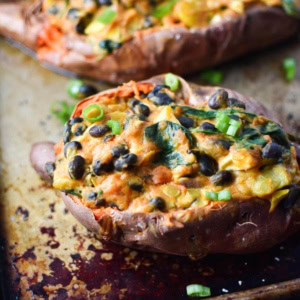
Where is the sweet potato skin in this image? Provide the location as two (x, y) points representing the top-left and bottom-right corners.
(30, 75), (300, 257)
(0, 2), (299, 83)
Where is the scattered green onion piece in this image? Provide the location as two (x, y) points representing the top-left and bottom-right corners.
(281, 0), (300, 17)
(83, 104), (104, 122)
(98, 189), (103, 195)
(227, 125), (239, 136)
(98, 8), (116, 24)
(186, 284), (211, 298)
(282, 57), (296, 81)
(152, 0), (177, 19)
(229, 119), (241, 127)
(67, 79), (84, 99)
(205, 191), (218, 201)
(200, 69), (224, 85)
(165, 73), (180, 92)
(107, 120), (122, 135)
(215, 113), (230, 133)
(51, 101), (75, 124)
(218, 190), (231, 201)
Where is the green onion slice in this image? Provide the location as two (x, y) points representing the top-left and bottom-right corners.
(98, 8), (116, 24)
(83, 104), (104, 122)
(51, 101), (74, 124)
(215, 113), (230, 133)
(152, 0), (177, 19)
(282, 57), (296, 81)
(107, 120), (122, 135)
(165, 73), (180, 92)
(218, 190), (231, 201)
(186, 284), (211, 298)
(200, 69), (224, 85)
(67, 79), (84, 99)
(98, 189), (103, 195)
(205, 191), (218, 201)
(227, 125), (239, 136)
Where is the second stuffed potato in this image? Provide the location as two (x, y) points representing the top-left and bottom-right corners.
(0, 0), (299, 83)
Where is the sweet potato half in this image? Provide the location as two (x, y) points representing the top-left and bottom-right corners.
(1, 0), (299, 84)
(30, 75), (300, 258)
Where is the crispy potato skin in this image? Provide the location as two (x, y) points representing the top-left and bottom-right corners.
(0, 3), (299, 83)
(30, 75), (300, 257)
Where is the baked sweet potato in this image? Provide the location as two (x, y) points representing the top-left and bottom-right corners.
(1, 0), (299, 84)
(30, 74), (300, 258)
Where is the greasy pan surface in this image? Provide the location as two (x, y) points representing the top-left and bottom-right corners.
(1, 39), (300, 298)
(0, 1), (299, 83)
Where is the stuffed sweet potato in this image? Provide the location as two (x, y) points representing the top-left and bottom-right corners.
(30, 74), (300, 258)
(1, 0), (299, 83)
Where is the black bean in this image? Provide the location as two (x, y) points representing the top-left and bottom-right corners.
(227, 97), (246, 109)
(281, 184), (300, 209)
(262, 142), (282, 161)
(149, 197), (165, 210)
(216, 139), (232, 150)
(75, 14), (92, 34)
(64, 141), (82, 158)
(63, 122), (72, 144)
(99, 39), (122, 53)
(45, 162), (56, 181)
(210, 171), (233, 186)
(177, 117), (194, 128)
(89, 125), (110, 137)
(111, 144), (129, 158)
(199, 122), (216, 131)
(144, 16), (153, 28)
(93, 160), (113, 175)
(150, 92), (174, 106)
(151, 85), (169, 95)
(68, 155), (85, 180)
(103, 134), (115, 142)
(73, 124), (87, 136)
(79, 84), (98, 98)
(129, 183), (143, 192)
(208, 89), (228, 109)
(198, 154), (218, 176)
(114, 153), (138, 171)
(96, 199), (107, 207)
(70, 117), (83, 125)
(108, 202), (119, 209)
(129, 99), (150, 117)
(98, 0), (112, 5)
(88, 192), (98, 201)
(67, 8), (80, 20)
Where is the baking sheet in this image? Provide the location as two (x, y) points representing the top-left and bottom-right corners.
(0, 36), (300, 299)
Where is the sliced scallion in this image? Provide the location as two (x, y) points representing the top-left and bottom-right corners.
(83, 104), (104, 122)
(227, 125), (239, 136)
(107, 120), (122, 135)
(152, 0), (177, 19)
(218, 190), (231, 201)
(51, 101), (74, 124)
(200, 69), (224, 85)
(205, 191), (218, 201)
(98, 8), (116, 24)
(165, 73), (180, 91)
(186, 284), (211, 298)
(282, 57), (296, 81)
(215, 113), (230, 133)
(67, 79), (84, 99)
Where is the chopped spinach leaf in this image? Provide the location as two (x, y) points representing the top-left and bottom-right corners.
(154, 151), (188, 169)
(62, 189), (82, 198)
(145, 121), (195, 168)
(258, 122), (290, 149)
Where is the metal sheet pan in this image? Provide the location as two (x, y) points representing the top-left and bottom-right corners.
(0, 36), (300, 299)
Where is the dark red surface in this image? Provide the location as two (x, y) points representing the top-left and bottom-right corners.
(2, 227), (300, 299)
